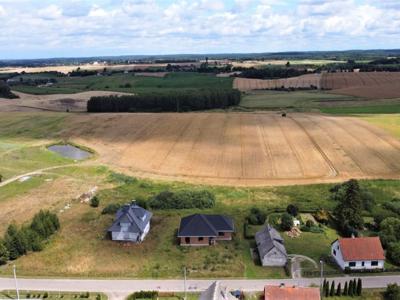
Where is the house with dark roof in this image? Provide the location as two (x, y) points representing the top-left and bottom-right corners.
(255, 224), (287, 267)
(200, 281), (237, 300)
(264, 285), (321, 300)
(178, 214), (234, 246)
(331, 236), (385, 270)
(108, 203), (152, 243)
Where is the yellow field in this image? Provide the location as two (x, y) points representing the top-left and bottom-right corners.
(57, 112), (400, 186)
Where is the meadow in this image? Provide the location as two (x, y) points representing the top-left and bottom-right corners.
(10, 72), (233, 95)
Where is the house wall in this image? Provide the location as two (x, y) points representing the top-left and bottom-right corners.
(139, 222), (150, 241)
(261, 249), (287, 267)
(112, 231), (139, 242)
(180, 237), (211, 246)
(216, 232), (232, 241)
(331, 240), (385, 270)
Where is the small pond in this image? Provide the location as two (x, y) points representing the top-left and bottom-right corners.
(48, 144), (91, 160)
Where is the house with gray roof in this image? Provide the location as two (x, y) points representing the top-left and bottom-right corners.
(200, 281), (237, 300)
(108, 203), (152, 243)
(255, 224), (287, 266)
(178, 214), (235, 246)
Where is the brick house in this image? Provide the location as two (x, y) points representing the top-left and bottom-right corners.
(178, 214), (234, 246)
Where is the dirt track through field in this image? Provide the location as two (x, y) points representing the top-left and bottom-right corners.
(62, 112), (400, 186)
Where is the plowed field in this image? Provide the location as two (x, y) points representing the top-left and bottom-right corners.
(234, 72), (400, 99)
(61, 112), (400, 186)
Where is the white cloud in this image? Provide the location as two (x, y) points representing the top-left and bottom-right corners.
(37, 4), (63, 20)
(0, 0), (399, 59)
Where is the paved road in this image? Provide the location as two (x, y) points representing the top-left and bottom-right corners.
(1, 276), (400, 300)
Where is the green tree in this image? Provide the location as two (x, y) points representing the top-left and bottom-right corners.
(384, 283), (400, 300)
(343, 281), (348, 296)
(330, 280), (335, 297)
(280, 213), (293, 231)
(90, 196), (100, 208)
(0, 240), (9, 265)
(4, 224), (27, 259)
(336, 282), (342, 296)
(286, 204), (299, 217)
(325, 281), (330, 298)
(349, 280), (353, 296)
(388, 242), (400, 265)
(332, 179), (364, 235)
(357, 278), (362, 296)
(352, 278), (357, 296)
(379, 218), (400, 247)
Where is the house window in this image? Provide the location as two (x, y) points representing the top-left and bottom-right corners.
(362, 262), (365, 267)
(198, 237), (204, 241)
(333, 250), (336, 256)
(371, 261), (379, 266)
(349, 262), (356, 267)
(219, 232), (224, 236)
(185, 237), (190, 244)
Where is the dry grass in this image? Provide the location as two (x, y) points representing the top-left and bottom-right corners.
(54, 112), (400, 186)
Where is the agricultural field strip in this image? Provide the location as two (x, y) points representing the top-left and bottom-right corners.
(54, 113), (400, 185)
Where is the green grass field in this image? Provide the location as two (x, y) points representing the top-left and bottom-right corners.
(321, 104), (400, 114)
(0, 290), (107, 300)
(360, 114), (400, 138)
(239, 90), (357, 110)
(11, 73), (233, 95)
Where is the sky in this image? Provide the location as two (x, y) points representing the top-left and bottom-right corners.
(0, 0), (400, 59)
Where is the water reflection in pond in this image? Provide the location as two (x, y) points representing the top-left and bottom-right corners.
(48, 144), (91, 160)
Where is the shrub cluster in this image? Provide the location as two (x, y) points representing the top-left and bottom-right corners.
(236, 67), (310, 79)
(0, 80), (18, 99)
(246, 207), (266, 225)
(0, 210), (60, 264)
(127, 291), (158, 300)
(323, 278), (362, 298)
(101, 203), (122, 215)
(87, 89), (241, 113)
(148, 190), (215, 210)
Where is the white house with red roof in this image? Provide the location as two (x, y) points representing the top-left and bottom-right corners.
(331, 236), (385, 270)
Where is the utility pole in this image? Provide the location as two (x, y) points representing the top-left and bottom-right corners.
(13, 265), (20, 300)
(183, 266), (187, 300)
(320, 260), (324, 298)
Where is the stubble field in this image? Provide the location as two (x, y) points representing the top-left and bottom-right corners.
(59, 112), (400, 186)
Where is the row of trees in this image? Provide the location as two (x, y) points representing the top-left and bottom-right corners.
(323, 278), (362, 297)
(87, 89), (241, 112)
(0, 210), (60, 264)
(0, 80), (18, 99)
(235, 67), (310, 79)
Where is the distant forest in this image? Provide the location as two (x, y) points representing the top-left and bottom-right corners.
(87, 90), (241, 113)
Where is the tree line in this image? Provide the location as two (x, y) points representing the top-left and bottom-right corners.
(0, 80), (18, 99)
(323, 278), (362, 297)
(87, 89), (241, 112)
(0, 210), (60, 264)
(235, 66), (310, 79)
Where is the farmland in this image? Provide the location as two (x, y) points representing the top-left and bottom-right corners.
(10, 72), (233, 95)
(1, 112), (400, 187)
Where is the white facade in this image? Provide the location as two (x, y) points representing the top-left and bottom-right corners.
(331, 240), (385, 270)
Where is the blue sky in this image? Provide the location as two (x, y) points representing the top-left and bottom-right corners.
(0, 0), (399, 59)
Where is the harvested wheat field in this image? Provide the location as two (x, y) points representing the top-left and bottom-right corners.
(235, 72), (400, 99)
(0, 91), (133, 112)
(60, 112), (400, 186)
(234, 74), (321, 91)
(321, 72), (400, 98)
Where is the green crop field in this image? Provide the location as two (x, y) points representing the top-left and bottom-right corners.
(239, 90), (356, 110)
(11, 72), (233, 95)
(360, 114), (400, 138)
(320, 103), (400, 115)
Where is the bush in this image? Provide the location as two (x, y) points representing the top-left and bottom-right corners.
(87, 89), (241, 113)
(0, 80), (18, 99)
(286, 204), (299, 217)
(313, 209), (330, 225)
(90, 196), (100, 208)
(0, 240), (9, 265)
(247, 208), (266, 225)
(101, 203), (121, 215)
(127, 291), (158, 300)
(281, 213), (293, 231)
(148, 189), (215, 210)
(385, 283), (400, 300)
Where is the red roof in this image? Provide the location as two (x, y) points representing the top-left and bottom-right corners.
(338, 237), (385, 261)
(264, 286), (321, 300)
